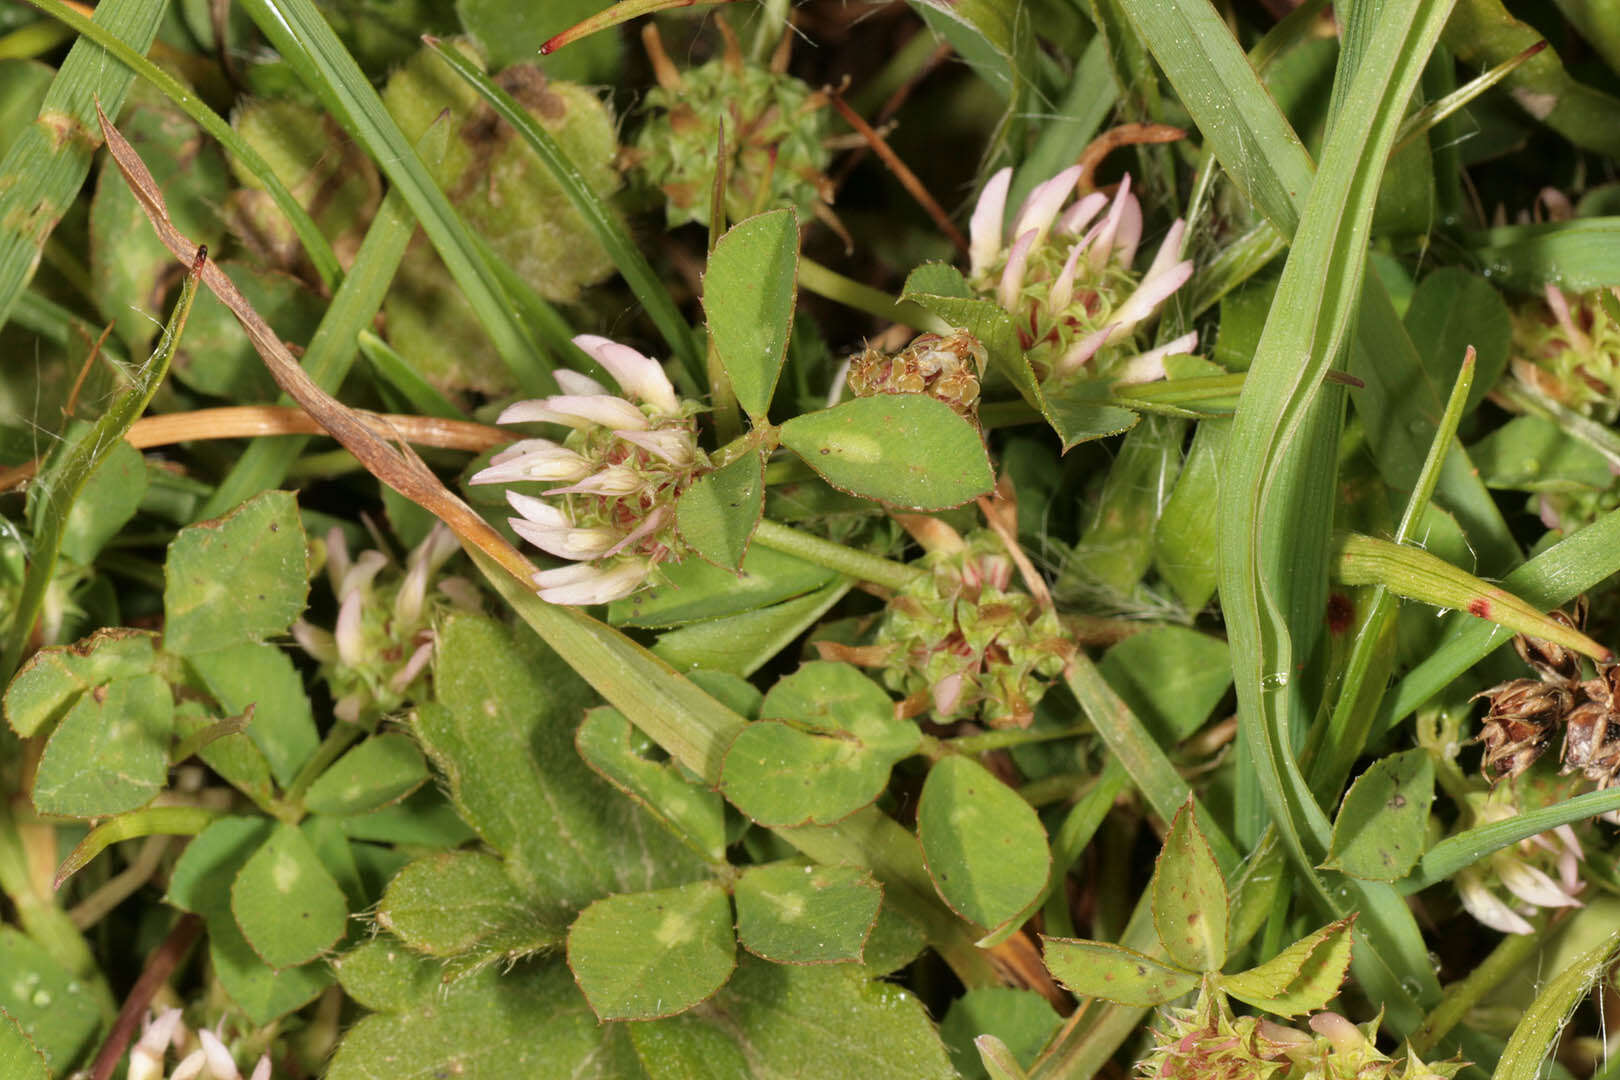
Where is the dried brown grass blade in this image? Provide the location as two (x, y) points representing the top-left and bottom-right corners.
(0, 407), (508, 490)
(95, 103), (536, 587)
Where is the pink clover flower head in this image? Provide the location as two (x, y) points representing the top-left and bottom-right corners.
(1454, 797), (1586, 935)
(292, 522), (479, 722)
(129, 1008), (187, 1080)
(967, 166), (1198, 386)
(1511, 284), (1620, 425)
(472, 335), (710, 605)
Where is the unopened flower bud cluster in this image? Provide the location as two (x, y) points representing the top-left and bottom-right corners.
(292, 522), (479, 723)
(1138, 993), (1459, 1080)
(876, 529), (1070, 728)
(630, 24), (832, 229)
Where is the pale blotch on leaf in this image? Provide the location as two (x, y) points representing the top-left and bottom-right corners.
(273, 852), (301, 893)
(655, 910), (695, 948)
(821, 432), (882, 465)
(767, 891), (807, 922)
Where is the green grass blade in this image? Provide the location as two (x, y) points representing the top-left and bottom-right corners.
(1113, 0), (1311, 233)
(1312, 352), (1475, 797)
(3, 250), (202, 676)
(1381, 507), (1620, 727)
(195, 179), (416, 520)
(1212, 0), (1452, 1028)
(1464, 219), (1620, 291)
(0, 0), (165, 331)
(1445, 0), (1620, 158)
(469, 227), (598, 376)
(468, 548), (744, 787)
(798, 257), (949, 332)
(1063, 655), (1239, 872)
(1499, 378), (1620, 475)
(1399, 787), (1620, 895)
(1118, 0), (1519, 573)
(22, 0), (343, 291)
(358, 330), (471, 421)
(424, 37), (702, 383)
(1185, 221), (1287, 318)
(237, 0), (554, 394)
(1334, 532), (1612, 657)
(1490, 929), (1620, 1080)
(1007, 35), (1114, 211)
(13, 290), (131, 368)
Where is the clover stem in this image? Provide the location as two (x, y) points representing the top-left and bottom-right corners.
(751, 518), (920, 590)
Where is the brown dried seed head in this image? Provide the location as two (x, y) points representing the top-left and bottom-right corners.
(1474, 678), (1572, 782)
(1513, 601), (1589, 684)
(1562, 701), (1620, 777)
(1480, 716), (1558, 782)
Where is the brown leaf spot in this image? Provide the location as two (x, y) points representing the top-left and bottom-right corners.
(1326, 592), (1353, 635)
(37, 109), (89, 152)
(1468, 598), (1491, 618)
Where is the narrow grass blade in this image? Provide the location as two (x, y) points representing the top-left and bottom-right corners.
(1490, 929), (1620, 1080)
(0, 0), (164, 330)
(1335, 534), (1612, 660)
(1063, 654), (1239, 872)
(424, 37), (702, 383)
(1500, 372), (1620, 473)
(1399, 787), (1620, 895)
(540, 0), (741, 55)
(237, 0), (552, 391)
(358, 331), (470, 421)
(474, 549), (997, 986)
(1384, 506), (1620, 726)
(3, 248), (203, 676)
(1463, 219), (1620, 291)
(1313, 351), (1475, 796)
(1390, 40), (1545, 156)
(1118, 0), (1519, 573)
(21, 0), (343, 291)
(12, 290), (131, 369)
(1445, 0), (1620, 158)
(798, 257), (948, 332)
(1211, 0), (1453, 1033)
(1007, 36), (1115, 213)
